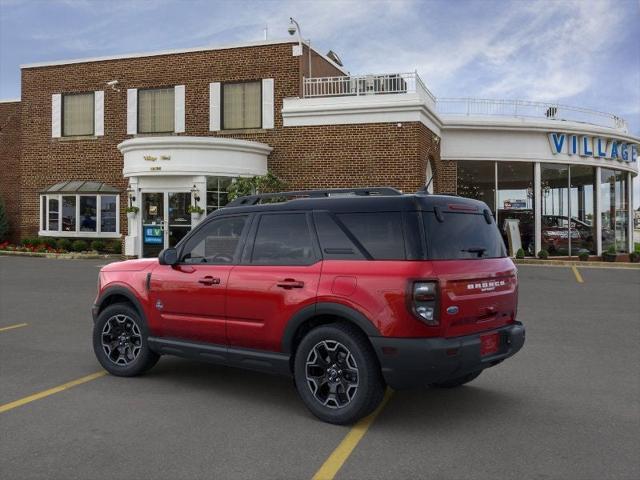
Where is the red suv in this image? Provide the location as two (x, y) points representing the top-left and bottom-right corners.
(92, 188), (524, 424)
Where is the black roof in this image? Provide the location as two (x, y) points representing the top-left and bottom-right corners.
(219, 188), (491, 216)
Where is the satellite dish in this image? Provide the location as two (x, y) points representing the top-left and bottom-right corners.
(326, 50), (343, 67)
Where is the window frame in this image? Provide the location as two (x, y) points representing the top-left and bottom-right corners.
(61, 91), (95, 137)
(221, 80), (263, 131)
(39, 193), (120, 238)
(240, 212), (321, 266)
(136, 86), (176, 134)
(177, 213), (252, 265)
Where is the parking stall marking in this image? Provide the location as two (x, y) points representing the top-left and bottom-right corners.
(0, 323), (28, 333)
(571, 266), (584, 283)
(0, 371), (107, 414)
(311, 388), (394, 480)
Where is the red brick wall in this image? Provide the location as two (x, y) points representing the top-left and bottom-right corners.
(14, 41), (441, 240)
(0, 101), (21, 242)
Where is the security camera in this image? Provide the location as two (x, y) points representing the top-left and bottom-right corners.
(106, 80), (118, 86)
(287, 24), (296, 36)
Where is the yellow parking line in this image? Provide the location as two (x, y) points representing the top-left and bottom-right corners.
(0, 323), (28, 333)
(571, 265), (584, 283)
(0, 371), (107, 414)
(312, 388), (394, 480)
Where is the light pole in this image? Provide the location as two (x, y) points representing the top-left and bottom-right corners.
(288, 17), (311, 78)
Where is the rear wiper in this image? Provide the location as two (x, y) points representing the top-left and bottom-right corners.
(461, 247), (486, 257)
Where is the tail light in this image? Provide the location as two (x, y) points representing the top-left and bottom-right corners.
(411, 281), (439, 326)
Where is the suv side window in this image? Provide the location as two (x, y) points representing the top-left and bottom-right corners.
(250, 213), (316, 265)
(181, 215), (248, 264)
(336, 212), (406, 260)
(313, 211), (365, 260)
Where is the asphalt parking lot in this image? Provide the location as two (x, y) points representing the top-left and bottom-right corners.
(1, 256), (639, 480)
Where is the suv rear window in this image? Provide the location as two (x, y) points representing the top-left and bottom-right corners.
(423, 212), (506, 260)
(337, 212), (405, 260)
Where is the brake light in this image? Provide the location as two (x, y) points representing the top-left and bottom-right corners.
(411, 281), (439, 325)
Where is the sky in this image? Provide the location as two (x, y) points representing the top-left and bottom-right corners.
(1, 0), (639, 204)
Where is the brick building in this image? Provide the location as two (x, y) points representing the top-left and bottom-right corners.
(0, 38), (637, 257)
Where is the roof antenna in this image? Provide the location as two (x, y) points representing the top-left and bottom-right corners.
(418, 176), (434, 194)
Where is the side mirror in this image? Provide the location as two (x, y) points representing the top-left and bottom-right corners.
(158, 247), (178, 266)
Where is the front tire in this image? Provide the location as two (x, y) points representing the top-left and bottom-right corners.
(93, 303), (159, 376)
(294, 323), (384, 425)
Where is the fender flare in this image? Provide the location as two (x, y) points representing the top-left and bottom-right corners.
(93, 285), (146, 322)
(281, 302), (380, 354)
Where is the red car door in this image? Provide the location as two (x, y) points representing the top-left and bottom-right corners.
(149, 214), (251, 345)
(226, 212), (322, 351)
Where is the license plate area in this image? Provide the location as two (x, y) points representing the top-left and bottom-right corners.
(480, 332), (500, 356)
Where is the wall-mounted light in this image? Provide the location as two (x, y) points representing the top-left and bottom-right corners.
(126, 187), (136, 206)
(191, 185), (201, 203)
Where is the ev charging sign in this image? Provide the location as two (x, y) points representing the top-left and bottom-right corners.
(548, 132), (638, 163)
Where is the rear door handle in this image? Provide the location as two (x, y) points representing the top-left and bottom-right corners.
(277, 278), (305, 289)
(198, 276), (221, 286)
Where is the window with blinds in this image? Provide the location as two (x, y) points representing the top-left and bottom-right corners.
(62, 92), (94, 136)
(222, 82), (261, 130)
(138, 88), (175, 133)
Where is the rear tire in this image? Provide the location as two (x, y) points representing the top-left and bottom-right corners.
(430, 370), (482, 388)
(93, 303), (159, 376)
(294, 323), (384, 425)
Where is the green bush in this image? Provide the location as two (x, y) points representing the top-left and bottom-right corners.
(71, 240), (88, 252)
(0, 197), (8, 242)
(629, 252), (640, 263)
(106, 240), (122, 254)
(57, 238), (72, 251)
(606, 244), (617, 254)
(578, 251), (589, 261)
(537, 249), (549, 260)
(227, 172), (287, 202)
(515, 248), (525, 259)
(38, 237), (57, 249)
(21, 237), (38, 247)
(90, 240), (106, 252)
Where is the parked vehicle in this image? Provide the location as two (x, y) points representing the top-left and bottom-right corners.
(92, 188), (525, 424)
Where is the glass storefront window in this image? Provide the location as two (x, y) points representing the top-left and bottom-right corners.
(48, 197), (59, 231)
(80, 196), (97, 232)
(457, 161), (496, 213)
(101, 195), (117, 233)
(62, 196), (76, 232)
(601, 169), (629, 253)
(569, 166), (596, 254)
(541, 164), (570, 256)
(206, 176), (233, 214)
(497, 162), (534, 255)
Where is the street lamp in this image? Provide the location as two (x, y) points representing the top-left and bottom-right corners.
(288, 17), (311, 77)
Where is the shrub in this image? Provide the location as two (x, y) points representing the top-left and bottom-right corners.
(57, 238), (72, 251)
(38, 237), (57, 249)
(21, 237), (37, 247)
(537, 249), (549, 260)
(578, 251), (589, 261)
(630, 252), (640, 263)
(515, 248), (525, 259)
(606, 244), (617, 254)
(90, 240), (106, 252)
(0, 197), (8, 242)
(71, 240), (88, 252)
(227, 172), (287, 202)
(106, 240), (122, 254)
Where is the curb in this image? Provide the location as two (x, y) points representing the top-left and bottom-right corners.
(0, 250), (122, 260)
(514, 258), (640, 269)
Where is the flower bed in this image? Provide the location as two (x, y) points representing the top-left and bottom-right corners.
(0, 237), (122, 255)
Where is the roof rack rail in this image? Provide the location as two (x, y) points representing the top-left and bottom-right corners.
(226, 187), (403, 207)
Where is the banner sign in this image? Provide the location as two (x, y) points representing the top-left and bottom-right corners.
(144, 226), (163, 245)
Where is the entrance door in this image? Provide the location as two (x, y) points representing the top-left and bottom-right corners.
(141, 192), (192, 258)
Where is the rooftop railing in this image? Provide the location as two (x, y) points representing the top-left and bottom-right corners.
(303, 72), (436, 103)
(301, 74), (627, 131)
(436, 98), (628, 131)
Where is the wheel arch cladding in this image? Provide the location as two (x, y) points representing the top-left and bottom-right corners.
(282, 302), (381, 356)
(97, 286), (145, 319)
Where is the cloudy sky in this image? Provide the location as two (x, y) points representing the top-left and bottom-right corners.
(1, 0), (639, 201)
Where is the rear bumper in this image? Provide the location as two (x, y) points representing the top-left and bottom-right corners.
(370, 322), (525, 390)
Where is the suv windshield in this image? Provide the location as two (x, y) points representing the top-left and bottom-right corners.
(423, 212), (506, 260)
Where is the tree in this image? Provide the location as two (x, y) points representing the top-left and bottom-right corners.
(227, 172), (287, 202)
(0, 197), (9, 242)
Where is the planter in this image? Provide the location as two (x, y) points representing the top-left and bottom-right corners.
(603, 253), (618, 262)
(127, 212), (137, 222)
(629, 253), (640, 263)
(191, 212), (202, 223)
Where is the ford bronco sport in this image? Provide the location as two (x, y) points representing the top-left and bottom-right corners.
(92, 188), (525, 424)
